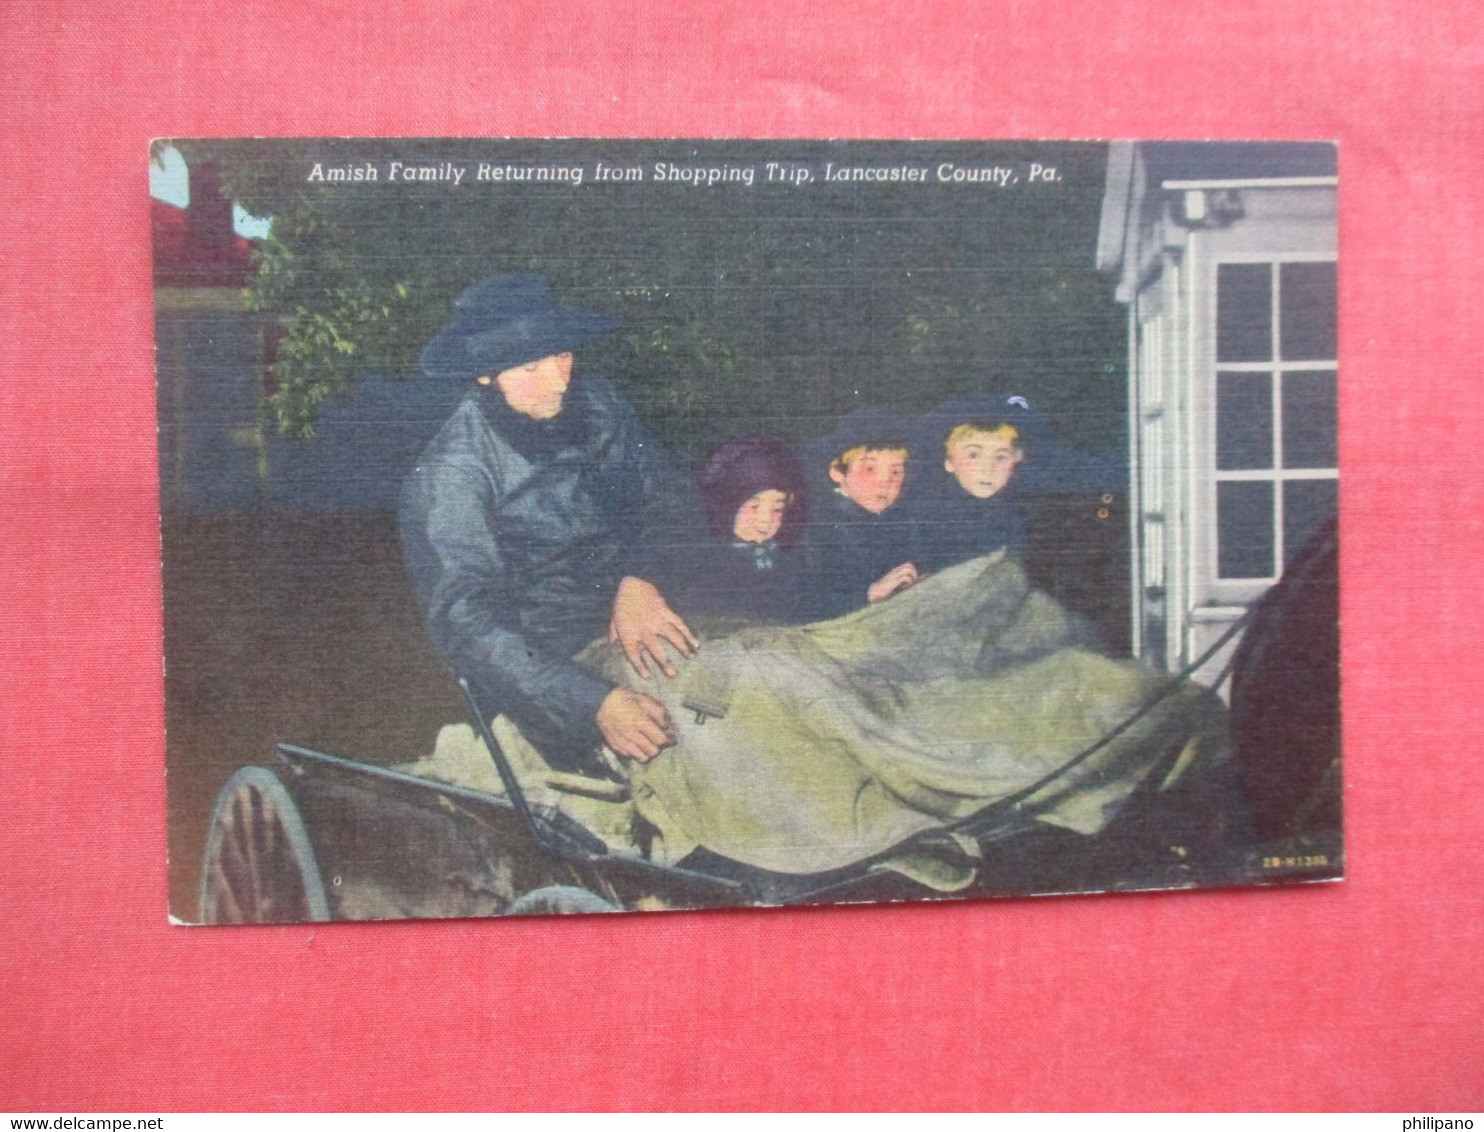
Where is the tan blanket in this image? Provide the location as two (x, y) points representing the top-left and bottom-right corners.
(584, 554), (1229, 874)
(407, 554), (1229, 881)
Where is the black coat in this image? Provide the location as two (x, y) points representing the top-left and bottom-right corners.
(798, 490), (916, 621)
(399, 376), (693, 766)
(663, 537), (806, 625)
(910, 484), (1029, 573)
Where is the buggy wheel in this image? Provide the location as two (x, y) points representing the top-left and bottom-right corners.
(198, 766), (332, 924)
(504, 885), (621, 916)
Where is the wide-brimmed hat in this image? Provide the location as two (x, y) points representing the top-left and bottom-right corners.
(421, 273), (618, 383)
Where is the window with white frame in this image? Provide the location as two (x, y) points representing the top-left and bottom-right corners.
(1212, 259), (1337, 589)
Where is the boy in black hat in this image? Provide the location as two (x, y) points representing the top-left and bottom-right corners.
(910, 396), (1035, 573)
(798, 408), (922, 620)
(400, 273), (699, 767)
(902, 412), (1032, 575)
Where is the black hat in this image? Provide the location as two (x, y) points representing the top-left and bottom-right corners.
(915, 392), (1048, 458)
(918, 392), (1122, 496)
(421, 273), (618, 383)
(805, 407), (915, 487)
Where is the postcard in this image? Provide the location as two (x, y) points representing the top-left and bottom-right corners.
(154, 138), (1340, 923)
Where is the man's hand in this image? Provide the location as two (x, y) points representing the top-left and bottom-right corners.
(867, 562), (921, 604)
(596, 687), (677, 762)
(609, 576), (699, 679)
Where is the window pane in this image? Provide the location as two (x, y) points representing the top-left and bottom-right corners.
(1218, 480), (1275, 578)
(1282, 370), (1338, 469)
(1217, 263), (1272, 362)
(1284, 479), (1338, 566)
(1217, 372), (1274, 470)
(1280, 262), (1337, 361)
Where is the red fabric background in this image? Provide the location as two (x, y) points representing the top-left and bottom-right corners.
(2, 0), (1480, 1111)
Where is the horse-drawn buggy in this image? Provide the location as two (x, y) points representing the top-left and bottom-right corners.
(197, 526), (1339, 923)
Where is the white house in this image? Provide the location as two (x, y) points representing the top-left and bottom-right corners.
(1096, 142), (1338, 684)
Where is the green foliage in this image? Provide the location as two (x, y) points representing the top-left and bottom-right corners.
(245, 198), (428, 436)
(160, 139), (1125, 463)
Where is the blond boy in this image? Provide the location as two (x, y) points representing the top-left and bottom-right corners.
(912, 418), (1030, 572)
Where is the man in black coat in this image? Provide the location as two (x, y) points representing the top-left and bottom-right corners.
(399, 274), (698, 768)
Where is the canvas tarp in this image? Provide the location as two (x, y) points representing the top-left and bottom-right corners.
(406, 554), (1228, 879)
(583, 553), (1230, 874)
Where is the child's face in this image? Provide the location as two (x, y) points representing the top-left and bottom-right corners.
(830, 448), (908, 514)
(945, 431), (1023, 499)
(733, 489), (789, 544)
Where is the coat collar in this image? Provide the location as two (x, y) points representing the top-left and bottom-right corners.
(475, 376), (598, 461)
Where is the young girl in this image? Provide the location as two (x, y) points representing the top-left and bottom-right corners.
(668, 435), (810, 625)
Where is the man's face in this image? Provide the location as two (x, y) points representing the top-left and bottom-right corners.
(830, 448), (908, 514)
(733, 489), (789, 544)
(945, 431), (1023, 499)
(485, 352), (574, 419)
